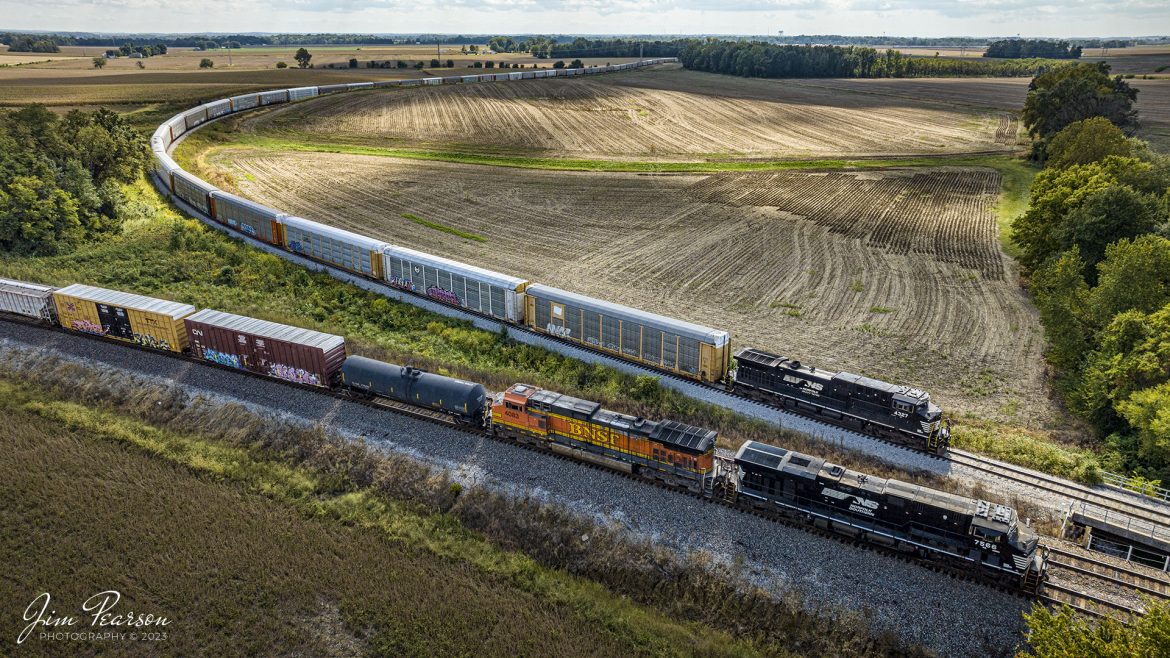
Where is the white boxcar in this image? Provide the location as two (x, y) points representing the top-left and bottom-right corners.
(507, 72), (523, 80)
(0, 278), (56, 322)
(172, 169), (216, 216)
(462, 75), (480, 83)
(165, 114), (187, 143)
(230, 93), (260, 111)
(382, 245), (529, 323)
(346, 82), (375, 91)
(206, 98), (233, 120)
(184, 105), (209, 130)
(524, 283), (732, 382)
(259, 89), (289, 106)
(287, 86), (319, 101)
(280, 215), (389, 279)
(423, 77), (442, 85)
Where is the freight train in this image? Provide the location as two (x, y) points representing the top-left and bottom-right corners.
(0, 276), (1045, 591)
(147, 59), (949, 454)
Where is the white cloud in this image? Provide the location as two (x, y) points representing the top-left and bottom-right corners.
(1, 0), (1165, 36)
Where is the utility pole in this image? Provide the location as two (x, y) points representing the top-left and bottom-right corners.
(639, 42), (644, 62)
(437, 39), (441, 61)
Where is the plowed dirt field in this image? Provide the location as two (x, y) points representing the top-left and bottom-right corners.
(205, 148), (1053, 424)
(242, 66), (1024, 159)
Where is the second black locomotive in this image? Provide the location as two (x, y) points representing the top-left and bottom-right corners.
(732, 348), (949, 454)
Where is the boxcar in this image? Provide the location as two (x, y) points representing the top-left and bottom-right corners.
(172, 169), (216, 216)
(209, 191), (286, 244)
(287, 86), (319, 101)
(382, 244), (528, 322)
(347, 82), (375, 91)
(280, 215), (388, 279)
(507, 72), (523, 80)
(165, 114), (188, 144)
(341, 355), (486, 424)
(0, 277), (56, 322)
(206, 99), (233, 120)
(152, 149), (180, 193)
(184, 309), (346, 388)
(318, 83), (350, 95)
(524, 284), (731, 383)
(423, 77), (442, 85)
(230, 93), (260, 112)
(53, 284), (195, 352)
(183, 106), (209, 130)
(259, 89), (289, 106)
(462, 75), (479, 83)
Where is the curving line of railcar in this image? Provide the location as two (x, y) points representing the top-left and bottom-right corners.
(148, 58), (951, 455)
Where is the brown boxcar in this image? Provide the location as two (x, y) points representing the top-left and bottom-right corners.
(184, 309), (346, 388)
(53, 284), (195, 352)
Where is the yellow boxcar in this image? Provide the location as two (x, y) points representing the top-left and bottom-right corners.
(53, 284), (197, 353)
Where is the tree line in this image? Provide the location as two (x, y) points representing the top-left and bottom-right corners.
(678, 40), (1067, 78)
(0, 106), (147, 255)
(985, 39), (1081, 59)
(1012, 63), (1170, 479)
(3, 35), (61, 53)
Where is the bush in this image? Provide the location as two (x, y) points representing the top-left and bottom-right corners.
(275, 61), (287, 69)
(199, 58), (213, 69)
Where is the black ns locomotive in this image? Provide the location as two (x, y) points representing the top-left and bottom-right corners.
(732, 348), (949, 454)
(732, 441), (1045, 589)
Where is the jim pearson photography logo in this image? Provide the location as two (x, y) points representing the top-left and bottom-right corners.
(18, 591), (171, 645)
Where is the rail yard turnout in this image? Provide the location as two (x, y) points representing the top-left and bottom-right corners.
(4, 33), (1170, 657)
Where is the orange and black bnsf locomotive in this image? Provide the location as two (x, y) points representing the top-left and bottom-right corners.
(0, 276), (1045, 591)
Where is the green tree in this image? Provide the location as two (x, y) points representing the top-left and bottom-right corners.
(570, 59), (584, 69)
(1022, 62), (1139, 144)
(348, 58), (358, 69)
(1118, 381), (1170, 467)
(92, 57), (106, 69)
(1076, 303), (1170, 455)
(1045, 116), (1135, 169)
(199, 58), (214, 69)
(1031, 247), (1091, 372)
(1053, 184), (1161, 276)
(1086, 235), (1170, 329)
(1012, 156), (1161, 270)
(1020, 598), (1170, 657)
(553, 60), (565, 69)
(275, 61), (287, 69)
(446, 59), (454, 68)
(294, 47), (312, 68)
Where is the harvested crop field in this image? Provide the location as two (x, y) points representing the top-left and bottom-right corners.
(206, 148), (1052, 424)
(243, 66), (1022, 159)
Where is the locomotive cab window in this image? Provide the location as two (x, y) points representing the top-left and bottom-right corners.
(894, 401), (913, 412)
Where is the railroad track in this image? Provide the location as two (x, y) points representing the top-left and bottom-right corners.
(1046, 545), (1170, 601)
(948, 448), (1170, 530)
(1039, 544), (1170, 621)
(1039, 580), (1137, 621)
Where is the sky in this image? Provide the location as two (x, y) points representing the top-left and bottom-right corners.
(1, 0), (1167, 38)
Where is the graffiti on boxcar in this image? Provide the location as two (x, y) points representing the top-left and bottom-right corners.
(240, 224), (257, 237)
(203, 348), (243, 369)
(71, 319), (106, 336)
(267, 363), (321, 387)
(427, 286), (461, 306)
(387, 277), (416, 293)
(133, 333), (172, 351)
(546, 323), (572, 339)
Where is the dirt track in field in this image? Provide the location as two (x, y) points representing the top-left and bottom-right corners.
(242, 66), (1022, 159)
(207, 148), (1053, 424)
